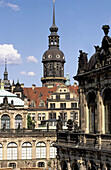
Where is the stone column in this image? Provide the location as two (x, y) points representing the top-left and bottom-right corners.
(79, 89), (83, 130)
(83, 93), (88, 133)
(10, 113), (14, 129)
(32, 140), (36, 159)
(3, 140), (7, 160)
(23, 113), (27, 128)
(46, 140), (50, 161)
(97, 91), (102, 133)
(67, 161), (71, 170)
(101, 95), (104, 134)
(57, 159), (61, 170)
(18, 140), (22, 160)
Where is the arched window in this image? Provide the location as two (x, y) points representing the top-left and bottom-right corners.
(22, 142), (32, 159)
(87, 92), (97, 133)
(38, 162), (45, 167)
(0, 144), (3, 160)
(103, 88), (111, 134)
(15, 114), (22, 129)
(61, 161), (68, 170)
(7, 142), (17, 160)
(9, 163), (16, 168)
(36, 142), (46, 158)
(1, 114), (10, 129)
(71, 162), (79, 170)
(50, 142), (57, 158)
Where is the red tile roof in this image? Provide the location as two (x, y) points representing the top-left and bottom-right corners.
(23, 85), (78, 108)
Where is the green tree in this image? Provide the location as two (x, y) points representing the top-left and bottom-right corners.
(27, 114), (35, 129)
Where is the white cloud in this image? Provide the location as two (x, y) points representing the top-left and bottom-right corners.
(0, 0), (20, 11)
(6, 3), (20, 11)
(28, 72), (36, 76)
(0, 44), (21, 65)
(27, 56), (38, 63)
(20, 71), (27, 76)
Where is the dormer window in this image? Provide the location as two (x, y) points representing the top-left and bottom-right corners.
(30, 100), (35, 107)
(39, 101), (45, 107)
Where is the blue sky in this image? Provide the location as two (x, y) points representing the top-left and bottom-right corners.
(0, 0), (111, 87)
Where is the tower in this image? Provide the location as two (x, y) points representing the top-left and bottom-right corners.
(41, 0), (66, 87)
(3, 58), (11, 92)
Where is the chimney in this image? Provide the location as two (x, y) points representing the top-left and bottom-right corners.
(32, 84), (36, 90)
(21, 83), (24, 88)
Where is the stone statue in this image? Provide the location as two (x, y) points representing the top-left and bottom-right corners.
(94, 45), (101, 65)
(17, 123), (20, 130)
(67, 119), (73, 131)
(47, 122), (49, 132)
(102, 25), (111, 54)
(56, 116), (62, 132)
(3, 123), (6, 131)
(78, 50), (88, 73)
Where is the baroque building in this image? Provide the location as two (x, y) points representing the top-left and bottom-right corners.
(55, 25), (111, 170)
(0, 1), (79, 170)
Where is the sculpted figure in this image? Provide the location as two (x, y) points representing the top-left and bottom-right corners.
(56, 116), (62, 132)
(78, 50), (88, 73)
(94, 45), (101, 65)
(102, 25), (111, 54)
(67, 119), (73, 131)
(3, 123), (6, 131)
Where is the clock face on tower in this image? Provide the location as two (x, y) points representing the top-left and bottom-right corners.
(48, 54), (52, 58)
(56, 54), (60, 58)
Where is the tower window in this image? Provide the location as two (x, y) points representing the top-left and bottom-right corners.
(56, 54), (60, 58)
(48, 54), (52, 58)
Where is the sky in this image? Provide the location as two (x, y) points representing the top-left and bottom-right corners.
(0, 0), (111, 87)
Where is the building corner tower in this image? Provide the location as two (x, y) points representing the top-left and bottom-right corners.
(41, 0), (66, 87)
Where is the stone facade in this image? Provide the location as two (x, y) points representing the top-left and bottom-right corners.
(0, 130), (57, 169)
(55, 25), (111, 169)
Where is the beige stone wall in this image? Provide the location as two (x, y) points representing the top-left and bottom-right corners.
(0, 135), (57, 169)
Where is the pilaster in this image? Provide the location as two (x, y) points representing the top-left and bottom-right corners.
(32, 140), (36, 159)
(46, 140), (50, 160)
(3, 140), (7, 160)
(18, 140), (22, 160)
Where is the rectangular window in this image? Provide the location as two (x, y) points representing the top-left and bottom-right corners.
(75, 112), (78, 120)
(56, 94), (60, 100)
(42, 113), (45, 120)
(66, 94), (70, 100)
(38, 113), (41, 121)
(50, 103), (55, 109)
(32, 113), (35, 121)
(60, 103), (66, 108)
(64, 113), (67, 120)
(71, 103), (77, 108)
(49, 113), (56, 119)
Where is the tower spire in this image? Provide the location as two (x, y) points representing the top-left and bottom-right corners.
(5, 58), (7, 72)
(4, 58), (8, 81)
(53, 0), (55, 26)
